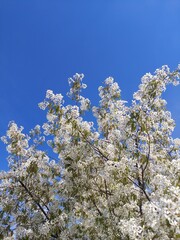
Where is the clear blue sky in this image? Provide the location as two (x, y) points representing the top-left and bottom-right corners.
(0, 0), (180, 170)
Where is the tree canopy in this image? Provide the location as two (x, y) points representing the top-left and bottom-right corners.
(0, 65), (180, 239)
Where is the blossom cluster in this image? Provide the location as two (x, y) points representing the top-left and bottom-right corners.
(0, 66), (180, 239)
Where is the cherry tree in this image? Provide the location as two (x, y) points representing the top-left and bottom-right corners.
(0, 65), (180, 239)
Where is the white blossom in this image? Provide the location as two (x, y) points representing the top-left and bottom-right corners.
(0, 66), (180, 239)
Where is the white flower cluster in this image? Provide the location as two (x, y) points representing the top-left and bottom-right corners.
(0, 66), (180, 239)
(1, 122), (29, 157)
(39, 89), (64, 111)
(67, 73), (86, 100)
(67, 73), (91, 112)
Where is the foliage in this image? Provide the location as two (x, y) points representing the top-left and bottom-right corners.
(0, 66), (180, 239)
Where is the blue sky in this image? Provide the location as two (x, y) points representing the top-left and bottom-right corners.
(0, 0), (180, 170)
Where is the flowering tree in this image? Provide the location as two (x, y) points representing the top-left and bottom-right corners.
(0, 66), (180, 239)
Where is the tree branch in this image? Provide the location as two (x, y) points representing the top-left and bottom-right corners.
(18, 179), (50, 221)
